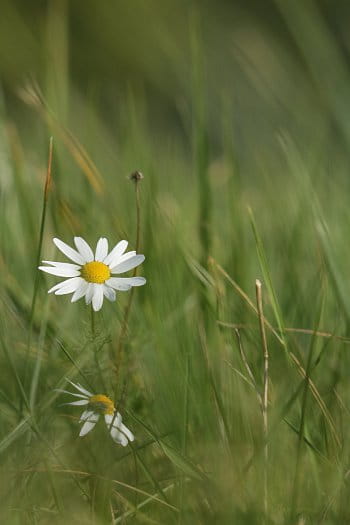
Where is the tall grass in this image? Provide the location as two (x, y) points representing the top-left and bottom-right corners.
(1, 2), (350, 524)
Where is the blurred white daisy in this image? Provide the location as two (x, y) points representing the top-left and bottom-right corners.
(58, 379), (134, 446)
(39, 237), (146, 311)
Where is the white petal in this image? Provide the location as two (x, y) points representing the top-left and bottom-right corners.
(112, 250), (136, 266)
(111, 255), (145, 274)
(105, 278), (131, 291)
(113, 411), (122, 427)
(105, 413), (133, 446)
(79, 413), (99, 436)
(48, 277), (83, 295)
(85, 283), (94, 304)
(76, 383), (93, 396)
(42, 261), (81, 270)
(39, 265), (80, 278)
(104, 240), (128, 267)
(95, 238), (108, 261)
(120, 423), (134, 442)
(54, 389), (88, 399)
(103, 285), (116, 302)
(92, 284), (104, 312)
(71, 280), (89, 302)
(104, 413), (115, 427)
(105, 413), (124, 443)
(74, 237), (94, 262)
(66, 379), (93, 397)
(106, 277), (146, 291)
(53, 238), (85, 264)
(54, 277), (84, 295)
(64, 399), (89, 406)
(80, 409), (95, 423)
(48, 279), (71, 294)
(111, 427), (128, 446)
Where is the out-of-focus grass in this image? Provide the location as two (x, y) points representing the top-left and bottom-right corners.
(2, 1), (350, 524)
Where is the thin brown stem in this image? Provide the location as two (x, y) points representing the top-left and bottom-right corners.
(214, 259), (340, 449)
(218, 320), (350, 344)
(114, 175), (142, 399)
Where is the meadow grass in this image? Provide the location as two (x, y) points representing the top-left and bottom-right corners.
(2, 2), (350, 524)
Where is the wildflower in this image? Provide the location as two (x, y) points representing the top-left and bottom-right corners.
(58, 379), (134, 446)
(39, 237), (146, 311)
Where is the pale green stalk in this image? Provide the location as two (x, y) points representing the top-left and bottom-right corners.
(255, 279), (269, 519)
(23, 138), (53, 406)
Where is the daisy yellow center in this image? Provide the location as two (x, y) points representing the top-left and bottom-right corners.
(81, 261), (111, 284)
(89, 394), (115, 415)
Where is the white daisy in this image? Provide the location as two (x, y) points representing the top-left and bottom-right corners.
(39, 237), (146, 311)
(57, 379), (134, 446)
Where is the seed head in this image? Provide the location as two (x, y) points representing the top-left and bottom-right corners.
(129, 171), (144, 183)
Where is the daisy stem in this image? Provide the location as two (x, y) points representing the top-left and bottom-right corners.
(114, 174), (142, 397)
(23, 137), (53, 402)
(90, 305), (95, 338)
(90, 306), (107, 392)
(255, 279), (269, 520)
(133, 171), (142, 250)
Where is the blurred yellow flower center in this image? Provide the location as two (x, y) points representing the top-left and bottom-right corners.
(89, 394), (115, 415)
(81, 261), (111, 283)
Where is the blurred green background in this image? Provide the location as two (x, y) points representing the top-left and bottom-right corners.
(2, 1), (350, 524)
(2, 0), (350, 177)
